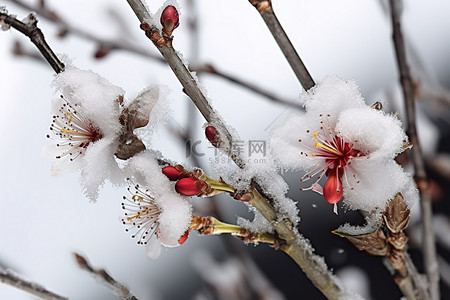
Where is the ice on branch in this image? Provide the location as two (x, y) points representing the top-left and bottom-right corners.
(0, 7), (12, 31)
(43, 64), (168, 200)
(271, 76), (418, 215)
(125, 150), (192, 259)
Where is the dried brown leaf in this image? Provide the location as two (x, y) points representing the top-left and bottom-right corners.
(125, 86), (159, 131)
(334, 228), (389, 257)
(383, 193), (410, 233)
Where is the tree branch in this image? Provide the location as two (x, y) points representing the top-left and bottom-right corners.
(0, 269), (67, 300)
(248, 0), (315, 90)
(5, 0), (296, 108)
(125, 1), (355, 299)
(388, 1), (439, 299)
(74, 253), (138, 300)
(0, 10), (64, 73)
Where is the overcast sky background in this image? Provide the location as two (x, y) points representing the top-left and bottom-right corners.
(1, 0), (449, 299)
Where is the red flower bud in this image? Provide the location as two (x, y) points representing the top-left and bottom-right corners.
(160, 5), (179, 37)
(162, 165), (182, 181)
(176, 178), (205, 196)
(178, 230), (189, 245)
(205, 126), (219, 146)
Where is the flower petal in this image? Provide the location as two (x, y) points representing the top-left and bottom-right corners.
(302, 75), (366, 122)
(343, 160), (410, 213)
(323, 169), (343, 204)
(336, 107), (407, 162)
(271, 113), (324, 171)
(146, 234), (162, 260)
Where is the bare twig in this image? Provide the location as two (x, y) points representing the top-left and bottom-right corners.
(0, 10), (64, 73)
(5, 0), (296, 108)
(74, 253), (138, 300)
(196, 64), (304, 111)
(248, 0), (315, 90)
(6, 0), (164, 62)
(0, 269), (67, 300)
(125, 1), (356, 299)
(388, 1), (439, 299)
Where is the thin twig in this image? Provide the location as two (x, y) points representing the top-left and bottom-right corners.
(6, 0), (296, 108)
(0, 10), (64, 73)
(388, 1), (439, 299)
(196, 64), (304, 111)
(248, 0), (315, 90)
(74, 253), (138, 300)
(0, 269), (67, 300)
(125, 3), (358, 298)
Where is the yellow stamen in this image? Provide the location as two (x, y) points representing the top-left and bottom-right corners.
(65, 112), (72, 123)
(60, 128), (90, 136)
(312, 132), (342, 156)
(132, 195), (145, 202)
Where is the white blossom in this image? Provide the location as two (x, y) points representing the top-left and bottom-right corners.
(43, 65), (125, 200)
(125, 150), (192, 259)
(271, 75), (418, 214)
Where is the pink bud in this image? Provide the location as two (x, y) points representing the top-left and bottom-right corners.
(178, 230), (189, 245)
(205, 126), (218, 146)
(162, 166), (182, 181)
(160, 5), (179, 37)
(176, 178), (204, 196)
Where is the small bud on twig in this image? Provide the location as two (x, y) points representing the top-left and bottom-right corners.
(160, 5), (179, 37)
(162, 165), (186, 180)
(205, 125), (220, 147)
(175, 178), (206, 196)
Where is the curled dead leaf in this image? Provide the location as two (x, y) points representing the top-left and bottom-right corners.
(333, 227), (389, 257)
(383, 193), (410, 233)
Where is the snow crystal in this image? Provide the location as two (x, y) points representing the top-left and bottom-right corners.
(334, 214), (381, 236)
(0, 7), (11, 31)
(53, 64), (125, 136)
(301, 76), (366, 124)
(127, 150), (192, 248)
(224, 157), (300, 232)
(79, 137), (124, 200)
(336, 107), (407, 161)
(237, 207), (274, 234)
(342, 160), (410, 213)
(21, 12), (36, 25)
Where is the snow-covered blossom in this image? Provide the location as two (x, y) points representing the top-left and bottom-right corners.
(126, 150), (192, 259)
(271, 76), (418, 214)
(43, 65), (125, 200)
(43, 64), (169, 200)
(122, 182), (189, 258)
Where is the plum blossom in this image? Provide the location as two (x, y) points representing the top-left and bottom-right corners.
(125, 150), (192, 259)
(43, 65), (125, 200)
(271, 76), (418, 215)
(122, 182), (189, 259)
(43, 64), (169, 200)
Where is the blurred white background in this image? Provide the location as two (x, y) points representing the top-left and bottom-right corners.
(1, 0), (449, 299)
